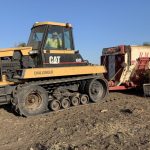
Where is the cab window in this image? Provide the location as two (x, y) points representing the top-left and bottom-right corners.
(64, 29), (71, 50)
(44, 26), (63, 50)
(28, 26), (45, 49)
(44, 26), (74, 50)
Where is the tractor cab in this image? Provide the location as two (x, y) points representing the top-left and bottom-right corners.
(27, 22), (87, 67)
(28, 22), (74, 51)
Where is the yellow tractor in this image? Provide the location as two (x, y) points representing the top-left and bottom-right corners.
(0, 22), (108, 116)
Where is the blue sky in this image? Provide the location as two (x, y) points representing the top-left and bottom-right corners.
(0, 0), (149, 64)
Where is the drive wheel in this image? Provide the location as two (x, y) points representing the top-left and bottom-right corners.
(50, 100), (60, 111)
(80, 94), (89, 105)
(61, 97), (70, 109)
(14, 85), (48, 117)
(71, 95), (80, 106)
(86, 78), (108, 102)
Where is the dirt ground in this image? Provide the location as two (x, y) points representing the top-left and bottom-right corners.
(0, 90), (149, 150)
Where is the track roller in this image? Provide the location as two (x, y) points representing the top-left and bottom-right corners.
(49, 100), (61, 111)
(80, 94), (89, 105)
(70, 95), (80, 106)
(61, 97), (70, 109)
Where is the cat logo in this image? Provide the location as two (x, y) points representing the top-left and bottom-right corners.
(49, 56), (61, 64)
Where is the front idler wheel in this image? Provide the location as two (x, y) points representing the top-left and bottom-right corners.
(86, 78), (108, 102)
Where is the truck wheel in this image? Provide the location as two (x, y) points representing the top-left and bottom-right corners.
(14, 85), (48, 117)
(86, 78), (108, 102)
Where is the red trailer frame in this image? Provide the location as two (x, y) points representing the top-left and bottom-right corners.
(101, 45), (150, 90)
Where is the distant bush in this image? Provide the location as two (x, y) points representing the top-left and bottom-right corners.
(17, 42), (26, 47)
(143, 42), (150, 46)
(14, 42), (26, 47)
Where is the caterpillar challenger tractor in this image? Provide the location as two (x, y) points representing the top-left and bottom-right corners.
(0, 22), (108, 116)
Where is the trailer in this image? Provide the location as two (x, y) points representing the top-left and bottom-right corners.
(101, 45), (150, 90)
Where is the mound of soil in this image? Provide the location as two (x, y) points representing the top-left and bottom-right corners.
(0, 90), (149, 150)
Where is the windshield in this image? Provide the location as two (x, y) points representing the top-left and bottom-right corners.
(44, 26), (74, 50)
(27, 26), (46, 49)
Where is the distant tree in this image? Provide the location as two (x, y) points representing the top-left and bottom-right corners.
(17, 42), (26, 47)
(14, 42), (26, 47)
(143, 42), (150, 46)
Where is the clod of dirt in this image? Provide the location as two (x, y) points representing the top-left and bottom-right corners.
(29, 143), (49, 150)
(101, 132), (125, 150)
(120, 108), (133, 114)
(50, 143), (78, 150)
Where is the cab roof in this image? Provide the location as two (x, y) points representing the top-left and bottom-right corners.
(33, 21), (72, 27)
